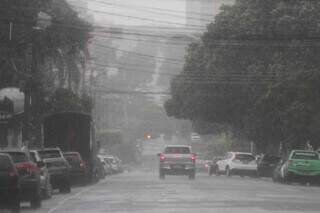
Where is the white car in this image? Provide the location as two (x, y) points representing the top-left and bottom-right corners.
(216, 152), (258, 177)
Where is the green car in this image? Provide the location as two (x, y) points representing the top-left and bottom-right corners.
(282, 150), (320, 183)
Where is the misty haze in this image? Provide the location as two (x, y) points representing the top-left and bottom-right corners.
(0, 0), (320, 213)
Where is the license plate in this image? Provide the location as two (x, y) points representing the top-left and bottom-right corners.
(172, 165), (184, 169)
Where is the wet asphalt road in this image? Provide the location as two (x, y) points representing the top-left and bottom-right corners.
(21, 168), (320, 213)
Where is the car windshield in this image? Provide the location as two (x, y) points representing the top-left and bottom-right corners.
(38, 150), (62, 159)
(2, 152), (28, 163)
(164, 147), (190, 154)
(292, 152), (319, 160)
(0, 155), (12, 171)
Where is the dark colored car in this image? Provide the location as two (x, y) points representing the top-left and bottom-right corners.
(257, 155), (281, 177)
(0, 150), (41, 209)
(38, 148), (71, 193)
(63, 152), (88, 184)
(158, 145), (196, 180)
(0, 153), (20, 212)
(209, 157), (223, 176)
(30, 150), (52, 199)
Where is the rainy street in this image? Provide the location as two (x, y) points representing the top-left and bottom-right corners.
(24, 164), (320, 213)
(3, 1), (320, 213)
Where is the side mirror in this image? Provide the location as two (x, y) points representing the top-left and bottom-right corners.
(37, 161), (45, 168)
(157, 153), (161, 157)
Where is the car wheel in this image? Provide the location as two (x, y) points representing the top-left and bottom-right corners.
(189, 172), (196, 180)
(30, 190), (41, 209)
(159, 170), (165, 180)
(226, 166), (232, 177)
(10, 197), (20, 213)
(45, 183), (53, 199)
(272, 175), (277, 182)
(60, 179), (71, 193)
(215, 167), (220, 176)
(283, 175), (291, 184)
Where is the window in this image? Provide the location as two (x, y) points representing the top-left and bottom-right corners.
(65, 154), (81, 163)
(292, 152), (319, 160)
(164, 147), (191, 154)
(234, 154), (255, 162)
(0, 155), (12, 170)
(5, 152), (28, 163)
(38, 150), (62, 159)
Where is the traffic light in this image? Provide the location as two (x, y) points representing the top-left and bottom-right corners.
(144, 133), (151, 140)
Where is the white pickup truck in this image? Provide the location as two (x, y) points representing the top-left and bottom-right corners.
(157, 145), (196, 180)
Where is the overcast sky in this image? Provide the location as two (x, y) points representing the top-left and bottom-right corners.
(88, 0), (186, 27)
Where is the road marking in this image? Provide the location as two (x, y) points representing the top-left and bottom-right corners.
(47, 186), (93, 213)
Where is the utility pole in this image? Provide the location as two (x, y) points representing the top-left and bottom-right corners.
(23, 10), (51, 145)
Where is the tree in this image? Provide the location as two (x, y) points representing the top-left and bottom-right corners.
(165, 0), (320, 153)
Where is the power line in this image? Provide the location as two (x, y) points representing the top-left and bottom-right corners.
(91, 0), (213, 22)
(91, 43), (185, 64)
(94, 87), (171, 95)
(91, 0), (216, 18)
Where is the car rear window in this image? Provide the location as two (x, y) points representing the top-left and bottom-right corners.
(38, 150), (62, 159)
(234, 154), (255, 162)
(164, 147), (191, 154)
(292, 152), (319, 160)
(3, 152), (28, 163)
(29, 152), (37, 163)
(0, 155), (12, 170)
(64, 154), (81, 162)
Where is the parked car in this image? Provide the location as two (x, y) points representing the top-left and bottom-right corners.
(280, 150), (320, 184)
(98, 155), (113, 176)
(29, 150), (52, 199)
(114, 156), (124, 173)
(0, 153), (20, 212)
(209, 156), (223, 176)
(217, 152), (258, 177)
(95, 155), (106, 179)
(63, 152), (88, 184)
(0, 150), (41, 208)
(157, 145), (196, 180)
(103, 158), (113, 175)
(104, 156), (121, 174)
(38, 148), (71, 193)
(257, 155), (281, 177)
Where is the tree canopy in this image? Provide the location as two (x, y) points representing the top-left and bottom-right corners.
(165, 0), (320, 153)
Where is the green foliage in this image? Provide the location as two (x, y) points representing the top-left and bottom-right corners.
(49, 88), (93, 113)
(165, 0), (320, 152)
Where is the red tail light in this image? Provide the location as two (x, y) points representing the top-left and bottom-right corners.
(9, 170), (18, 177)
(191, 154), (196, 162)
(80, 160), (85, 168)
(16, 162), (38, 176)
(288, 160), (293, 166)
(160, 154), (166, 162)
